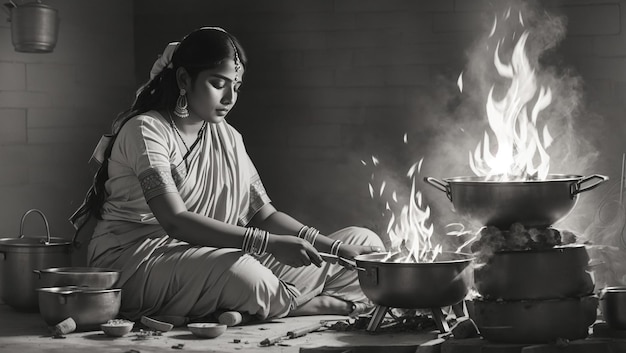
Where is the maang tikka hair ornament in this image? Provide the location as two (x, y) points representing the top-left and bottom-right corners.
(232, 44), (241, 82)
(174, 88), (189, 118)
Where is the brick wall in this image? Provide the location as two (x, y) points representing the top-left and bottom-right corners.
(0, 1), (135, 245)
(134, 0), (626, 239)
(1, 0), (622, 258)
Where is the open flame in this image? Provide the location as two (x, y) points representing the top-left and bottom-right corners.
(364, 156), (443, 263)
(461, 12), (554, 181)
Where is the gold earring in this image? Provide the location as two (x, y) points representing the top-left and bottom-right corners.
(174, 88), (189, 118)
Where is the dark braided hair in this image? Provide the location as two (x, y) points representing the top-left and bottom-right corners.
(72, 28), (247, 229)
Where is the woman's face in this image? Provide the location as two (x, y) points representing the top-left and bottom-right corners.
(185, 58), (243, 124)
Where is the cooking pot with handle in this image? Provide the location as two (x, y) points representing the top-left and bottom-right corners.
(353, 252), (474, 309)
(0, 209), (73, 311)
(37, 286), (121, 331)
(424, 174), (608, 228)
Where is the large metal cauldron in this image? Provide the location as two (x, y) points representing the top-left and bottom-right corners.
(354, 252), (474, 309)
(425, 174), (608, 228)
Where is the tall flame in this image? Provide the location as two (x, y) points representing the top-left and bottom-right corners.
(384, 176), (442, 263)
(364, 156), (442, 263)
(467, 24), (554, 181)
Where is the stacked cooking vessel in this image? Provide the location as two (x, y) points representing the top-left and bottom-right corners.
(0, 209), (122, 331)
(425, 174), (609, 343)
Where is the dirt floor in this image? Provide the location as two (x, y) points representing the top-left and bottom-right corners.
(5, 303), (626, 353)
(0, 304), (438, 353)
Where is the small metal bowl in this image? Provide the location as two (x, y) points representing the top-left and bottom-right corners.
(101, 320), (134, 337)
(187, 323), (227, 338)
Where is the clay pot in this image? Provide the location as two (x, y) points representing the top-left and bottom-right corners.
(472, 295), (598, 343)
(474, 245), (594, 300)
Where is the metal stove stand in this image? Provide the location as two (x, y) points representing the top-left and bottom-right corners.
(366, 301), (468, 333)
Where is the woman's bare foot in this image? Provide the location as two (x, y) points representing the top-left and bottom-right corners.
(287, 295), (352, 316)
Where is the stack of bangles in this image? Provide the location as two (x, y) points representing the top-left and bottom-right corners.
(298, 226), (343, 256)
(242, 227), (269, 255)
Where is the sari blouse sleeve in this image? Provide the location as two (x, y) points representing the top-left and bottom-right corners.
(116, 115), (178, 202)
(238, 151), (272, 226)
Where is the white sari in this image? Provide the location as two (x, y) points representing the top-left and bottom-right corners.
(82, 111), (382, 322)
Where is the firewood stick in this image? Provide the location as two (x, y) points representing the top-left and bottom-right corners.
(287, 322), (325, 338)
(259, 333), (287, 346)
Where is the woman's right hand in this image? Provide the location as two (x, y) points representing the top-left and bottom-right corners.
(266, 234), (323, 268)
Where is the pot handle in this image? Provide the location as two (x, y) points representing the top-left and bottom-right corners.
(55, 286), (83, 296)
(571, 174), (609, 197)
(319, 253), (365, 271)
(19, 209), (51, 245)
(0, 251), (4, 260)
(424, 177), (452, 201)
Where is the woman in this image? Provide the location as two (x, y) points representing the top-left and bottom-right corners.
(70, 27), (384, 324)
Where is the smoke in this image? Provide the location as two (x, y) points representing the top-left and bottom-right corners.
(405, 0), (602, 232)
(354, 0), (610, 257)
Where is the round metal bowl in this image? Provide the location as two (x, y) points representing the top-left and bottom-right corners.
(424, 174), (608, 228)
(34, 267), (120, 289)
(37, 286), (121, 331)
(354, 252), (474, 309)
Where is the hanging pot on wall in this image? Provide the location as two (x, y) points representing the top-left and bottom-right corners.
(3, 1), (59, 53)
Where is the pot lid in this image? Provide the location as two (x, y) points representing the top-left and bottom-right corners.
(38, 267), (119, 274)
(36, 286), (121, 294)
(0, 237), (72, 247)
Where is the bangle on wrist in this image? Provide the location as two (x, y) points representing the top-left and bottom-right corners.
(298, 225), (320, 246)
(297, 226), (308, 239)
(242, 227), (269, 256)
(330, 240), (343, 256)
(304, 227), (319, 246)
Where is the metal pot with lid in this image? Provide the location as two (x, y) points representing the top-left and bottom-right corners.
(0, 209), (73, 312)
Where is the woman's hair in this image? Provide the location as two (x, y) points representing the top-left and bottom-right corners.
(76, 27), (247, 225)
(117, 27), (247, 131)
